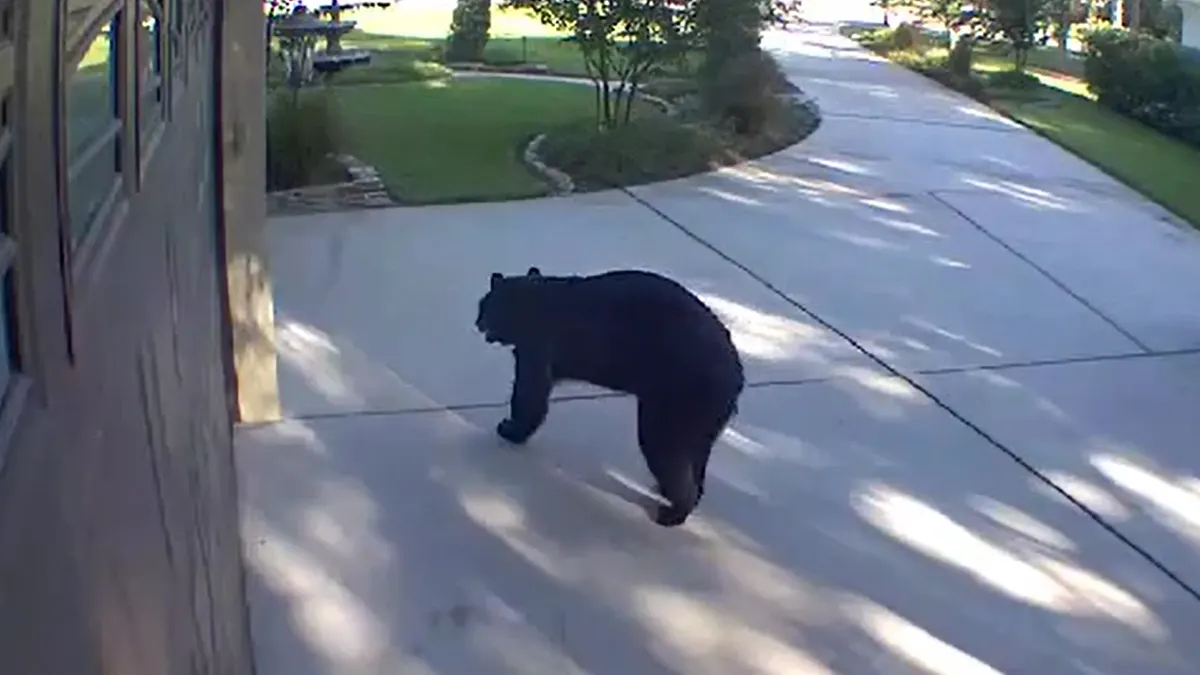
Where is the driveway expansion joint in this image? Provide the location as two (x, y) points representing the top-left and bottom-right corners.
(620, 184), (1200, 604)
(928, 190), (1152, 353)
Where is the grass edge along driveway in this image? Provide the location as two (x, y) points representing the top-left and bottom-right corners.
(842, 25), (1200, 229)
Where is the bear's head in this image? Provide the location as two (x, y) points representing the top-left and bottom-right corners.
(475, 267), (542, 346)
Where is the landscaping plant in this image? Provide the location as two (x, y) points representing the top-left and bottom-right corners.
(266, 87), (344, 191)
(1082, 27), (1200, 147)
(695, 0), (803, 129)
(501, 0), (698, 128)
(974, 0), (1053, 71)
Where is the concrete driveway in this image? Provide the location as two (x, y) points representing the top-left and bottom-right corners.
(238, 21), (1200, 675)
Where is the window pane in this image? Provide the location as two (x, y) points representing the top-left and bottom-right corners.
(67, 17), (117, 157)
(66, 14), (122, 243)
(0, 271), (14, 394)
(169, 0), (183, 64)
(67, 140), (119, 242)
(0, 159), (15, 393)
(138, 0), (163, 135)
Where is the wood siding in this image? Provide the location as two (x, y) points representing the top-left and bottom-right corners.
(0, 1), (254, 674)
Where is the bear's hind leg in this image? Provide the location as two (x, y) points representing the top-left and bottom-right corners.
(637, 399), (700, 527)
(690, 395), (738, 504)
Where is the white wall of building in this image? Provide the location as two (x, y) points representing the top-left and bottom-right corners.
(1182, 0), (1200, 48)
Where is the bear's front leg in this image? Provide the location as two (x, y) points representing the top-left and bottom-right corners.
(498, 348), (553, 445)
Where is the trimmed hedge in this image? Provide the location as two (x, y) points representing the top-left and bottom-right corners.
(1082, 27), (1200, 147)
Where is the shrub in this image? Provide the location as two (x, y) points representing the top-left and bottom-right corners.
(539, 114), (727, 190)
(937, 70), (989, 101)
(946, 36), (974, 78)
(697, 0), (769, 91)
(481, 45), (524, 66)
(266, 88), (344, 191)
(891, 22), (921, 50)
(538, 93), (819, 191)
(986, 68), (1040, 91)
(445, 0), (491, 62)
(902, 53), (989, 102)
(704, 48), (783, 135)
(1082, 27), (1200, 147)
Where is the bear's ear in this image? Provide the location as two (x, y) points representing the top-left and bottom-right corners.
(489, 272), (503, 289)
(526, 266), (541, 277)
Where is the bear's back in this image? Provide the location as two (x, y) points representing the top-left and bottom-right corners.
(534, 269), (743, 397)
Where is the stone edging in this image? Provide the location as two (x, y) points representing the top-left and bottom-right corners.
(523, 133), (575, 195)
(267, 153), (396, 214)
(524, 89), (822, 197)
(516, 82), (678, 197)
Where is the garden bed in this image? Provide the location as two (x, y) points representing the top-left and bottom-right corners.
(264, 4), (820, 207)
(536, 85), (820, 193)
(267, 154), (395, 215)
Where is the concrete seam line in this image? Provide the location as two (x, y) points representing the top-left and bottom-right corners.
(928, 190), (1152, 354)
(241, 377), (852, 429)
(620, 184), (1200, 604)
(915, 346), (1200, 376)
(236, 347), (1200, 427)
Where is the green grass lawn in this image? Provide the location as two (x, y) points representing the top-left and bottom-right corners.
(841, 24), (1091, 95)
(333, 77), (656, 203)
(346, 31), (598, 77)
(274, 4), (806, 203)
(970, 43), (1091, 97)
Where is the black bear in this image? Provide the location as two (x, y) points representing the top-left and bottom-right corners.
(475, 266), (745, 527)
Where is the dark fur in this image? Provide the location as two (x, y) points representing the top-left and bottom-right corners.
(476, 267), (745, 527)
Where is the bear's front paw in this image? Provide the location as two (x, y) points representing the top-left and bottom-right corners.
(496, 418), (532, 445)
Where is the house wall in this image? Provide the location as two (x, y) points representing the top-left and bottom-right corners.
(1182, 0), (1200, 48)
(0, 1), (260, 673)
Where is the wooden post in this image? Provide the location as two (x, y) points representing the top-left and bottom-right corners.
(220, 0), (281, 423)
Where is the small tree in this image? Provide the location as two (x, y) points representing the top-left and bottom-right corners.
(502, 0), (698, 128)
(696, 0), (765, 89)
(977, 0), (1053, 70)
(446, 0), (493, 62)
